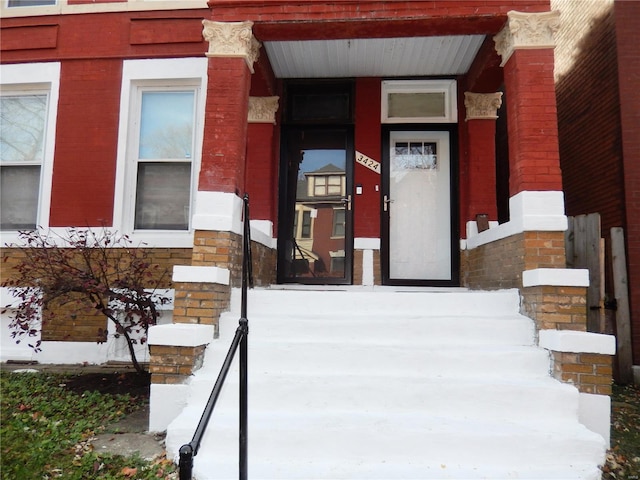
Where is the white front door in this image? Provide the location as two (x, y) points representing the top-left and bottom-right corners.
(383, 130), (455, 284)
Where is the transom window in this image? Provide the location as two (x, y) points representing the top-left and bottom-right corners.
(382, 80), (457, 124)
(131, 89), (196, 231)
(0, 92), (48, 230)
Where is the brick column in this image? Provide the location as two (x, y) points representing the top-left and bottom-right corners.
(464, 92), (502, 225)
(494, 10), (562, 195)
(200, 20), (259, 194)
(149, 21), (261, 432)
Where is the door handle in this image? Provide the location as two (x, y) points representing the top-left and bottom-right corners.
(341, 194), (352, 211)
(383, 194), (394, 212)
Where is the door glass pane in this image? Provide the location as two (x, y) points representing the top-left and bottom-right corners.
(1, 165), (40, 229)
(283, 130), (348, 280)
(135, 162), (191, 230)
(388, 131), (451, 280)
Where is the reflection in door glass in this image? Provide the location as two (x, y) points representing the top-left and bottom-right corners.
(283, 130), (347, 281)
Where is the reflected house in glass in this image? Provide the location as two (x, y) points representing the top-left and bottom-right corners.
(293, 163), (346, 277)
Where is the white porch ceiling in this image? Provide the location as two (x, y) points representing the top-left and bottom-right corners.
(263, 35), (486, 79)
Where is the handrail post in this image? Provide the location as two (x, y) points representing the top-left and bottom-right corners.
(179, 444), (194, 480)
(239, 317), (248, 480)
(239, 193), (250, 480)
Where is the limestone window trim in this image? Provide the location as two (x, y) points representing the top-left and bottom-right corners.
(493, 10), (561, 67)
(202, 20), (261, 73)
(464, 92), (503, 121)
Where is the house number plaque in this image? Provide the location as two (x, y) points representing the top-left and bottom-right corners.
(356, 151), (381, 174)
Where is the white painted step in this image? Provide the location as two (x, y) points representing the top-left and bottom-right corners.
(165, 288), (606, 480)
(241, 288), (522, 317)
(179, 412), (604, 480)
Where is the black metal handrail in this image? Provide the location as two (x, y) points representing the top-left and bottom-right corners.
(179, 193), (253, 480)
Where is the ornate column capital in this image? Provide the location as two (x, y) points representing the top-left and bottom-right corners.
(464, 92), (503, 121)
(202, 20), (261, 73)
(248, 96), (279, 124)
(493, 10), (561, 67)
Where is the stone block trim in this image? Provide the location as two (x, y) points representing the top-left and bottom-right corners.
(172, 281), (231, 331)
(522, 285), (588, 331)
(149, 344), (206, 385)
(550, 351), (613, 395)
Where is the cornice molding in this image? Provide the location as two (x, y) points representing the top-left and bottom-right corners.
(494, 10), (561, 67)
(202, 20), (261, 73)
(464, 92), (503, 120)
(248, 96), (280, 124)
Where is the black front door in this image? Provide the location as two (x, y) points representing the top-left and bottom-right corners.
(277, 126), (354, 284)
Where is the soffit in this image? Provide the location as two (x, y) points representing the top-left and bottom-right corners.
(263, 35), (485, 79)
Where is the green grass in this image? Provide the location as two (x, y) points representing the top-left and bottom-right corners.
(0, 371), (176, 480)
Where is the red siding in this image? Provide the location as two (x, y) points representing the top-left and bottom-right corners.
(354, 78), (382, 239)
(49, 59), (122, 226)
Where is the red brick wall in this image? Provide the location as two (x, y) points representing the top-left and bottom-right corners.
(503, 49), (562, 195)
(615, 0), (640, 364)
(246, 122), (278, 223)
(555, 0), (640, 363)
(354, 78), (382, 239)
(0, 12), (207, 63)
(199, 56), (251, 193)
(214, 1), (551, 41)
(464, 119), (498, 225)
(555, 5), (623, 229)
(49, 59), (121, 226)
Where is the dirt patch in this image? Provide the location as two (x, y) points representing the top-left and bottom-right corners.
(63, 372), (151, 399)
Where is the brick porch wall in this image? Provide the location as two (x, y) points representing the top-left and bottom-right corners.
(0, 246), (192, 342)
(463, 231), (566, 289)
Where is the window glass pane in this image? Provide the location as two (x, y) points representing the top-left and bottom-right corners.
(332, 209), (345, 237)
(8, 0), (56, 6)
(139, 91), (194, 160)
(301, 210), (311, 238)
(135, 162), (191, 230)
(388, 92), (445, 118)
(1, 94), (47, 163)
(1, 165), (40, 229)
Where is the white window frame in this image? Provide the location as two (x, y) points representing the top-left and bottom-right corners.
(0, 62), (60, 242)
(381, 79), (458, 124)
(113, 58), (207, 248)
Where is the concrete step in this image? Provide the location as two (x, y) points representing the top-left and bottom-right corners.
(165, 288), (606, 480)
(172, 411), (603, 480)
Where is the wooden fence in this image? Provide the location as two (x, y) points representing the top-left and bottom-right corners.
(565, 214), (633, 384)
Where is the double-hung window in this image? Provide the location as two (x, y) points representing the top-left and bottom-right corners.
(0, 90), (49, 230)
(130, 87), (197, 231)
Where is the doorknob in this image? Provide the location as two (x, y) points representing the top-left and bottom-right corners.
(383, 194), (394, 212)
(341, 194), (352, 211)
